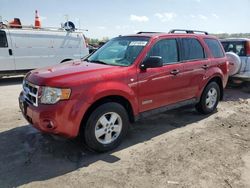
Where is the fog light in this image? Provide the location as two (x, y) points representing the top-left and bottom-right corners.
(43, 120), (55, 129)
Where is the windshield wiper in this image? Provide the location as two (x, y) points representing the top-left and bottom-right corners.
(88, 60), (109, 65)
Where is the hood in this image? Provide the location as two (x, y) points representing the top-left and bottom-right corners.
(26, 60), (127, 87)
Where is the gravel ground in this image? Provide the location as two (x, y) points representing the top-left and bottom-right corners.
(0, 77), (249, 188)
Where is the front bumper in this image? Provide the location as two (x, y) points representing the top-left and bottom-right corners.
(19, 92), (83, 138)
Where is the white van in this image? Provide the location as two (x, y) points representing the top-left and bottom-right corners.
(0, 27), (89, 77)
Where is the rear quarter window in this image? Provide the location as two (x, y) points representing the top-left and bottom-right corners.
(205, 38), (225, 58)
(0, 30), (8, 48)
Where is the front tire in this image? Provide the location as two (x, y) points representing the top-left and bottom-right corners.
(83, 102), (129, 152)
(196, 82), (220, 114)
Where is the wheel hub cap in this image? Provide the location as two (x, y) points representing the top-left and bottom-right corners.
(95, 112), (122, 144)
(206, 88), (218, 109)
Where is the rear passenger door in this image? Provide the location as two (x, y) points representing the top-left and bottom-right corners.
(0, 30), (15, 71)
(179, 37), (208, 99)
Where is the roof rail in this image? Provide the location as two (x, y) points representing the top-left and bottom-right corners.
(137, 31), (163, 34)
(0, 23), (88, 32)
(169, 29), (208, 35)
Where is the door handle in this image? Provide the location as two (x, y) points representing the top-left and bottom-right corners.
(202, 64), (209, 70)
(9, 49), (13, 56)
(170, 69), (180, 75)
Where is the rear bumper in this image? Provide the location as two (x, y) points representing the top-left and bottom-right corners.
(232, 72), (250, 81)
(19, 92), (85, 138)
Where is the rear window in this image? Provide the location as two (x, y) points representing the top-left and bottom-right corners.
(181, 38), (205, 61)
(0, 30), (8, 48)
(221, 41), (246, 56)
(205, 38), (225, 58)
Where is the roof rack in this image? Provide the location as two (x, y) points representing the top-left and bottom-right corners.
(137, 31), (163, 34)
(169, 29), (208, 35)
(0, 23), (88, 32)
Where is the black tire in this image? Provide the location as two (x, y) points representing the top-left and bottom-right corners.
(83, 102), (129, 152)
(196, 82), (220, 114)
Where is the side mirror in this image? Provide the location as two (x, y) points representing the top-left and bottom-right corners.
(140, 56), (163, 70)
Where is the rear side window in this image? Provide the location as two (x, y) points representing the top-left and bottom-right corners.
(205, 38), (225, 58)
(181, 38), (205, 61)
(148, 39), (178, 64)
(221, 41), (245, 56)
(0, 30), (8, 48)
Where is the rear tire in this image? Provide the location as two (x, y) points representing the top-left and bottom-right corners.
(196, 82), (220, 114)
(83, 102), (129, 152)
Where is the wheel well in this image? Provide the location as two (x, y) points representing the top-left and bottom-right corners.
(80, 95), (135, 132)
(60, 59), (72, 63)
(207, 76), (224, 100)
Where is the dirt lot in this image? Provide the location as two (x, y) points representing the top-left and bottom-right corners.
(0, 77), (250, 188)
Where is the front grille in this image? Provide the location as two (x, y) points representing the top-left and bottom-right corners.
(23, 80), (39, 107)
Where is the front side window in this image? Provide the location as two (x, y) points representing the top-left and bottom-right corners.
(181, 38), (205, 61)
(148, 39), (178, 65)
(0, 30), (8, 48)
(205, 38), (225, 58)
(86, 36), (149, 66)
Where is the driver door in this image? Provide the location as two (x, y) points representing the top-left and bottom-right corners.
(137, 38), (186, 112)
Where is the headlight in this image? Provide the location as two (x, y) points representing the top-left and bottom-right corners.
(40, 87), (71, 104)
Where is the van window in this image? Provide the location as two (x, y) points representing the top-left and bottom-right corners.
(205, 38), (225, 58)
(148, 39), (178, 65)
(0, 30), (8, 48)
(181, 38), (205, 61)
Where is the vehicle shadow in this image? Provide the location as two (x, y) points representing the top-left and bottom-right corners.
(0, 76), (24, 86)
(224, 87), (250, 102)
(0, 107), (209, 188)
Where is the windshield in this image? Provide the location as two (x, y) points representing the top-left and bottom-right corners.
(86, 36), (149, 66)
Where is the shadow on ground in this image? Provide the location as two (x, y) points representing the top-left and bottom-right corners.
(224, 83), (250, 101)
(0, 107), (208, 188)
(0, 76), (24, 86)
(0, 81), (249, 187)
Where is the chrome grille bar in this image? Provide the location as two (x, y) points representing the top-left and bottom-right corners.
(23, 80), (39, 107)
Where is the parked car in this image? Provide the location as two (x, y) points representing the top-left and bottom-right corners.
(220, 38), (250, 82)
(19, 29), (229, 152)
(0, 25), (89, 77)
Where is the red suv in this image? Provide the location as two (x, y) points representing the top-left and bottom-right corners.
(19, 30), (229, 152)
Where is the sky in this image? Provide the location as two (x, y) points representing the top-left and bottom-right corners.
(1, 0), (250, 39)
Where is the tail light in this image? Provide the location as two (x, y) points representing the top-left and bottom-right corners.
(245, 41), (250, 56)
